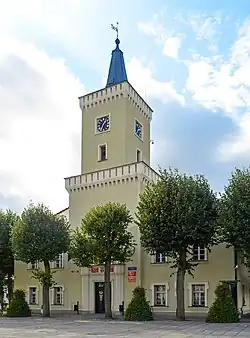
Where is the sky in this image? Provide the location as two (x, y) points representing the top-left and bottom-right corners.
(1, 0), (250, 213)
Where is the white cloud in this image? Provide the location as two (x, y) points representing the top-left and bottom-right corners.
(186, 19), (250, 160)
(188, 13), (222, 41)
(0, 36), (84, 212)
(127, 57), (185, 106)
(138, 15), (182, 60)
(218, 113), (250, 161)
(163, 37), (182, 59)
(0, 0), (111, 74)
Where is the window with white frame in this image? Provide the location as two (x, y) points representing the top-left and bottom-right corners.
(98, 143), (107, 161)
(152, 284), (168, 306)
(52, 254), (64, 269)
(191, 284), (206, 307)
(151, 252), (169, 264)
(192, 245), (208, 261)
(52, 286), (63, 305)
(28, 287), (38, 305)
(28, 261), (39, 269)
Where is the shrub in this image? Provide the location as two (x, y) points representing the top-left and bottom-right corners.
(124, 286), (153, 321)
(206, 282), (240, 323)
(6, 289), (31, 317)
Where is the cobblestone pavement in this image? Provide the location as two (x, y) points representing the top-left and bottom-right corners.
(1, 317), (250, 337)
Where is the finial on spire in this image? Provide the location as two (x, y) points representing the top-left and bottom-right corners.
(111, 22), (120, 47)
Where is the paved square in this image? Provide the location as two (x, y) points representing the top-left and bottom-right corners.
(1, 317), (250, 337)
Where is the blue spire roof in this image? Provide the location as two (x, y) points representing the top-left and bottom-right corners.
(106, 38), (128, 87)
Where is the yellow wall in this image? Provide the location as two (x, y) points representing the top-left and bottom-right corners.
(80, 83), (151, 174)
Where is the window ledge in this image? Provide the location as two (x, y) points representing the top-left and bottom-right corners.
(51, 267), (64, 269)
(151, 262), (168, 265)
(152, 305), (169, 308)
(188, 306), (208, 308)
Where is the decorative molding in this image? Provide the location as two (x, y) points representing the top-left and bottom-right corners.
(79, 81), (153, 121)
(65, 161), (159, 193)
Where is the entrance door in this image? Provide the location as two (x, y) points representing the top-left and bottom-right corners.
(94, 282), (111, 314)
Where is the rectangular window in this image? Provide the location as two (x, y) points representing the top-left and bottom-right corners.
(136, 149), (141, 162)
(52, 254), (63, 269)
(192, 284), (206, 307)
(28, 261), (39, 269)
(98, 144), (107, 161)
(151, 252), (168, 264)
(29, 287), (37, 305)
(192, 245), (207, 261)
(53, 287), (63, 305)
(154, 285), (166, 306)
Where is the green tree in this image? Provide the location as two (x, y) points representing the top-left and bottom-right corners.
(206, 282), (239, 323)
(6, 289), (31, 317)
(124, 286), (153, 321)
(70, 202), (136, 319)
(11, 203), (70, 317)
(0, 210), (19, 310)
(219, 167), (250, 266)
(136, 168), (219, 321)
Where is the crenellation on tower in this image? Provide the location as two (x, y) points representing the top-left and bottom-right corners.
(79, 81), (153, 121)
(65, 160), (159, 193)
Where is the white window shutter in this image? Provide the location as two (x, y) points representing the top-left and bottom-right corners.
(165, 255), (169, 263)
(60, 254), (64, 268)
(50, 288), (54, 305)
(204, 248), (208, 261)
(36, 287), (39, 305)
(151, 254), (156, 263)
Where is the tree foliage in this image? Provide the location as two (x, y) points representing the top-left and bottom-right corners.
(5, 289), (31, 317)
(11, 203), (71, 317)
(206, 282), (239, 323)
(70, 202), (136, 318)
(0, 210), (19, 308)
(124, 286), (153, 321)
(219, 167), (250, 261)
(136, 168), (219, 320)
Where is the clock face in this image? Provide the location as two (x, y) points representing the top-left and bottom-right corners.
(135, 120), (142, 139)
(96, 115), (110, 133)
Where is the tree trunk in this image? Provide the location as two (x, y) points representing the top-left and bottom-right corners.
(104, 261), (112, 319)
(42, 260), (51, 317)
(176, 251), (186, 321)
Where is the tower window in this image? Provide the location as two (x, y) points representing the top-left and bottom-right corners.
(98, 144), (107, 161)
(136, 149), (141, 162)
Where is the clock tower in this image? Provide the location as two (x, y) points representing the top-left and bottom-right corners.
(65, 29), (158, 314)
(79, 36), (153, 174)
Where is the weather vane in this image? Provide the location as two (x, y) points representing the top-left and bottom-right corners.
(111, 22), (119, 39)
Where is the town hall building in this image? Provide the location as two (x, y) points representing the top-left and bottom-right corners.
(14, 32), (250, 317)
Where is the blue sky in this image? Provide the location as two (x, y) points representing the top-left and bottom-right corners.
(1, 0), (250, 211)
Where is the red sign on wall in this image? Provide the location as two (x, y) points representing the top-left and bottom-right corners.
(91, 265), (114, 273)
(91, 267), (99, 273)
(128, 271), (136, 277)
(128, 276), (136, 283)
